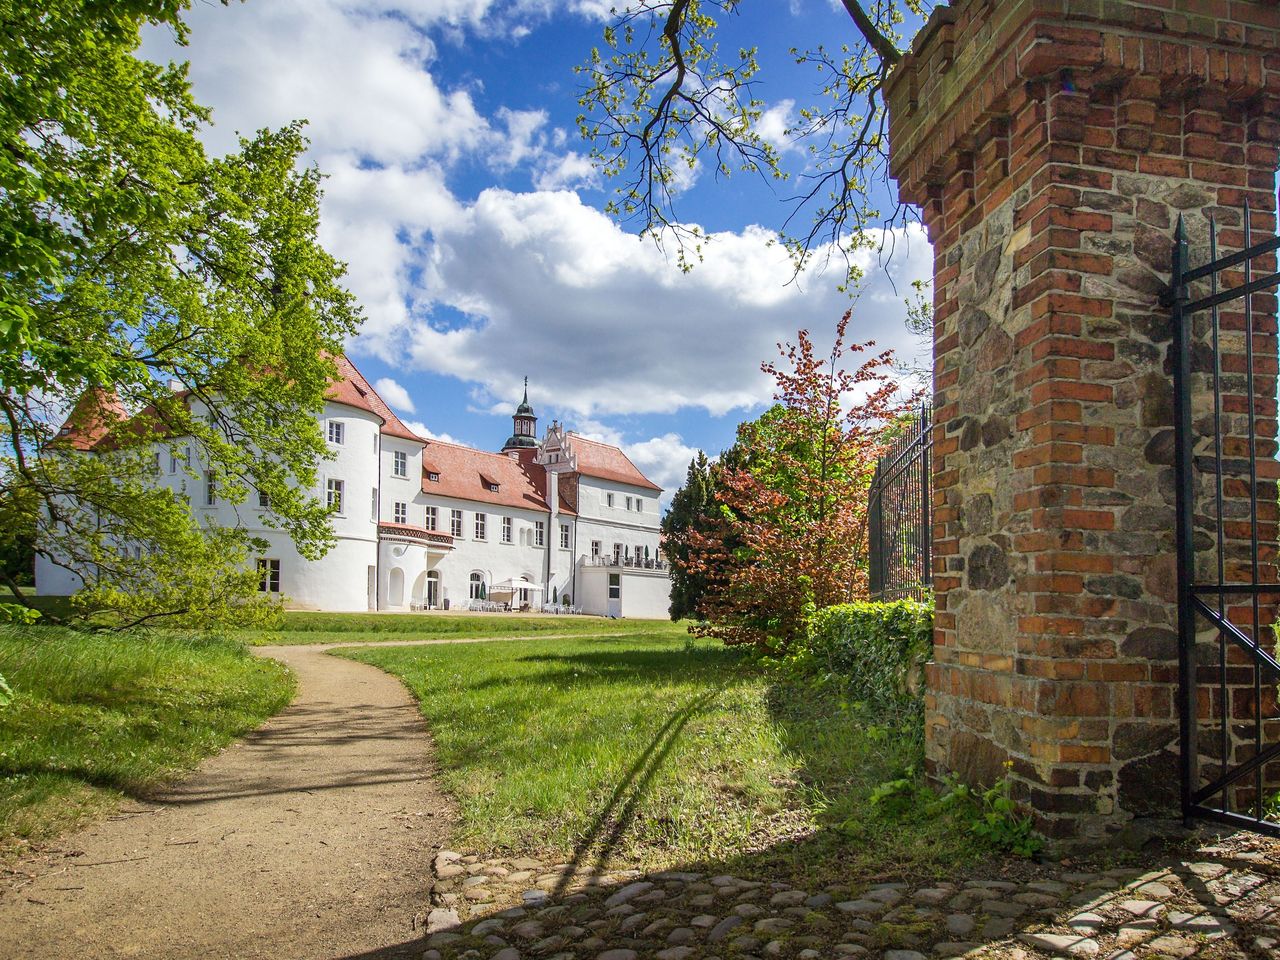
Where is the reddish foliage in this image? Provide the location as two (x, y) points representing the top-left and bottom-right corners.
(681, 311), (913, 651)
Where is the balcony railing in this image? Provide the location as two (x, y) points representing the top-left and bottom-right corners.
(584, 555), (668, 572)
(378, 522), (454, 548)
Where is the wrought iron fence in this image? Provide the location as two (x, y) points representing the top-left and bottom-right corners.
(1168, 201), (1280, 837)
(868, 406), (933, 601)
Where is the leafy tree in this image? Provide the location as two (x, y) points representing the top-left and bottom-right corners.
(0, 1), (360, 626)
(660, 451), (717, 620)
(686, 312), (909, 651)
(577, 0), (927, 277)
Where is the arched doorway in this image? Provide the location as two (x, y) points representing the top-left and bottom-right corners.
(426, 570), (441, 609)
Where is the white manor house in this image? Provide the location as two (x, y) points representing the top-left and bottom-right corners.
(37, 356), (672, 618)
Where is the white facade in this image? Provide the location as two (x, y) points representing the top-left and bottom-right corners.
(37, 362), (674, 618)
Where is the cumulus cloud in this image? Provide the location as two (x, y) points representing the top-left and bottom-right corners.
(756, 99), (800, 155)
(404, 420), (471, 447)
(374, 377), (417, 414)
(145, 1), (492, 163)
(409, 188), (932, 418)
(623, 433), (700, 506)
(533, 151), (600, 191)
(149, 0), (933, 449)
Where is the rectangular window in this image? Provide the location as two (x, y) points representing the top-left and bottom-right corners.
(613, 543), (622, 563)
(625, 496), (633, 511)
(258, 558), (281, 593)
(328, 420), (345, 445)
(204, 471), (216, 507)
(635, 498), (643, 512)
(560, 523), (570, 549)
(450, 509), (463, 538)
(502, 516), (512, 543)
(608, 572), (621, 600)
(393, 450), (407, 477)
(169, 450), (178, 473)
(606, 492), (614, 508)
(475, 512), (487, 540)
(326, 478), (344, 514)
(534, 521), (545, 546)
(371, 487), (378, 521)
(153, 451), (162, 473)
(591, 540), (601, 559)
(394, 501), (407, 524)
(258, 489), (270, 509)
(426, 506), (438, 530)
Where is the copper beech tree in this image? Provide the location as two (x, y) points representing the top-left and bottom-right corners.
(679, 312), (910, 651)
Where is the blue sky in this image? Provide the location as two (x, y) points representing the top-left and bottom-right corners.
(145, 0), (932, 503)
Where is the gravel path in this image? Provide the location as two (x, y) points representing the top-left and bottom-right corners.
(0, 644), (454, 960)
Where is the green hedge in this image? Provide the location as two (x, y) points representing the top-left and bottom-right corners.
(797, 600), (934, 708)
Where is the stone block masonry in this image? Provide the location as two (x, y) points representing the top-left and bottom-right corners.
(884, 0), (1280, 841)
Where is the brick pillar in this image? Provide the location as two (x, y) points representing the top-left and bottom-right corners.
(885, 0), (1280, 841)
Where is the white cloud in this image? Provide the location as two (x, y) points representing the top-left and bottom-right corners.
(148, 1), (934, 434)
(407, 188), (932, 418)
(623, 433), (700, 507)
(374, 377), (417, 414)
(533, 151), (599, 191)
(493, 107), (551, 169)
(145, 2), (491, 164)
(403, 420), (471, 446)
(757, 99), (801, 155)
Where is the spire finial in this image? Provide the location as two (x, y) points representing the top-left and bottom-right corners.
(522, 376), (528, 403)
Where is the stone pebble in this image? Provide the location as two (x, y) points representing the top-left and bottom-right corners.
(423, 839), (1280, 960)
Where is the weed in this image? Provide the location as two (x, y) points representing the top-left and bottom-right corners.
(869, 761), (1043, 859)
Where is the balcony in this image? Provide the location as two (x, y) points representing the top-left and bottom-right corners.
(378, 522), (454, 551)
(583, 555), (668, 573)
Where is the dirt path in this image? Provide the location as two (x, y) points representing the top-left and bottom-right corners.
(0, 645), (454, 960)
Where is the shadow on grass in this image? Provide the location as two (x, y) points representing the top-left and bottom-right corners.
(328, 682), (1275, 960)
(548, 686), (724, 898)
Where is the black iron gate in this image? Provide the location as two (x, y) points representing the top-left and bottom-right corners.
(868, 405), (932, 601)
(1169, 202), (1280, 836)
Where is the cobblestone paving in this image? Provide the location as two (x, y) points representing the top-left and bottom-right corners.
(420, 836), (1280, 960)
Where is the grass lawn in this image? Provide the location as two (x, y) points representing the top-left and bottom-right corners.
(242, 610), (686, 646)
(340, 627), (988, 888)
(0, 626), (294, 859)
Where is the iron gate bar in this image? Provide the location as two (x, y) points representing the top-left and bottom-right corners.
(1191, 737), (1280, 806)
(1170, 213), (1199, 825)
(1181, 231), (1280, 282)
(1191, 584), (1280, 595)
(867, 405), (932, 602)
(1190, 596), (1280, 678)
(1169, 199), (1280, 839)
(1183, 270), (1280, 322)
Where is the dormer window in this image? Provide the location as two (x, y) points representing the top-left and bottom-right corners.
(427, 472), (440, 482)
(489, 482), (500, 492)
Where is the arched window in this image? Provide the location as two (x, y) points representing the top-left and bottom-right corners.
(469, 572), (485, 600)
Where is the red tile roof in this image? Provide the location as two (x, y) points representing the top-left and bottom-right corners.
(55, 387), (128, 451)
(567, 433), (662, 491)
(327, 355), (423, 443)
(421, 441), (576, 515)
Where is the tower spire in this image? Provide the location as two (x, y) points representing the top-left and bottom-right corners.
(503, 376), (538, 450)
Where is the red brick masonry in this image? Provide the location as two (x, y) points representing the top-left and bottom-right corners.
(885, 0), (1280, 841)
